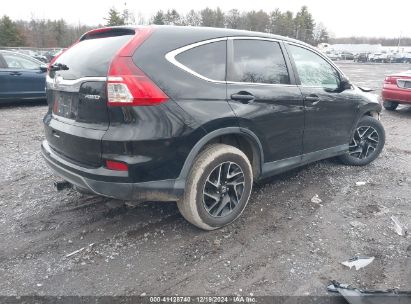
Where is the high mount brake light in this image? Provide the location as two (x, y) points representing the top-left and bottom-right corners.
(107, 28), (169, 107)
(81, 28), (112, 39)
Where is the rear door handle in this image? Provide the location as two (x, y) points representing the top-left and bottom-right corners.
(304, 94), (320, 105)
(231, 92), (255, 104)
(9, 71), (22, 76)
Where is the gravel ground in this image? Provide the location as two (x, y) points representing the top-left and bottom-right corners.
(0, 62), (410, 296)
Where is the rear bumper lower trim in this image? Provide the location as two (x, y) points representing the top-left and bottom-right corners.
(41, 140), (184, 202)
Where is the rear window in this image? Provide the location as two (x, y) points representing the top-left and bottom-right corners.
(53, 34), (133, 80)
(228, 40), (290, 85)
(175, 41), (226, 81)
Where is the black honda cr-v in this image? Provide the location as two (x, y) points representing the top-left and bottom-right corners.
(42, 26), (385, 230)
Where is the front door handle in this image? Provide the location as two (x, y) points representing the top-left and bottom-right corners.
(304, 94), (320, 105)
(9, 71), (22, 76)
(231, 92), (255, 104)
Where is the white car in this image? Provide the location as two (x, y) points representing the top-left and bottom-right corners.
(369, 53), (390, 63)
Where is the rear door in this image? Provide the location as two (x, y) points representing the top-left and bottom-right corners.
(44, 29), (135, 167)
(285, 43), (358, 154)
(0, 52), (45, 99)
(0, 54), (9, 99)
(226, 38), (305, 163)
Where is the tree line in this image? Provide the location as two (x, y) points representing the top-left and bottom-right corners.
(108, 6), (328, 46)
(0, 15), (93, 48)
(0, 6), (409, 48)
(0, 6), (325, 48)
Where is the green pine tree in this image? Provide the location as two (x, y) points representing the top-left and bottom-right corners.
(104, 8), (125, 26)
(152, 11), (165, 25)
(0, 15), (25, 46)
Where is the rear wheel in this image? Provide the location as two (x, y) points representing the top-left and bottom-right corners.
(338, 116), (385, 166)
(178, 144), (253, 230)
(383, 101), (399, 111)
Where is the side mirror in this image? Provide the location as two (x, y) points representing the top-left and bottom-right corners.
(340, 76), (352, 91)
(40, 65), (48, 72)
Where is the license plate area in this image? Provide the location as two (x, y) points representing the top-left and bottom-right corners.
(50, 81), (109, 126)
(53, 91), (79, 119)
(397, 79), (411, 89)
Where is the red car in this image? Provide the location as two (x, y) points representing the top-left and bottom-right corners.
(382, 70), (411, 110)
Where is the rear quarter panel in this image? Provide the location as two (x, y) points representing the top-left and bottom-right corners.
(130, 28), (240, 181)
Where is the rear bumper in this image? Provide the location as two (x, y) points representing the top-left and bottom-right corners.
(41, 140), (184, 202)
(382, 85), (411, 104)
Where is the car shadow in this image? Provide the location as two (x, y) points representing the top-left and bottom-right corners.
(43, 157), (345, 238)
(390, 105), (411, 117)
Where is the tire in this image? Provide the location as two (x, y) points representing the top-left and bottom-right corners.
(383, 101), (399, 111)
(338, 116), (385, 166)
(178, 144), (253, 230)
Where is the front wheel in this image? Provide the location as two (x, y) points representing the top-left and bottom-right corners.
(178, 144), (253, 230)
(338, 116), (385, 166)
(383, 101), (399, 111)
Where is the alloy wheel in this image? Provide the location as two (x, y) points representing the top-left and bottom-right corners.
(349, 126), (379, 159)
(202, 161), (245, 217)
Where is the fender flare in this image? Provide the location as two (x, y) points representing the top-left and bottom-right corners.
(350, 103), (382, 135)
(176, 127), (264, 182)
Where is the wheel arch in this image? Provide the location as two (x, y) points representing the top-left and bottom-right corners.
(177, 127), (264, 181)
(350, 103), (382, 135)
(363, 109), (381, 119)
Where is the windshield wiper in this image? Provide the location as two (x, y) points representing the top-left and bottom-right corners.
(49, 63), (69, 72)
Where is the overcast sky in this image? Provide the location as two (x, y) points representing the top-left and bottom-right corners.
(4, 0), (410, 38)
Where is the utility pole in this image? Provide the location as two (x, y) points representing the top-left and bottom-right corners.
(397, 31), (402, 53)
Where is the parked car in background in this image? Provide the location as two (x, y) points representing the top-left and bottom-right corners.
(339, 51), (354, 60)
(17, 49), (51, 63)
(369, 53), (390, 63)
(16, 49), (37, 57)
(382, 70), (411, 110)
(354, 53), (369, 62)
(325, 51), (341, 61)
(33, 54), (49, 63)
(0, 50), (47, 102)
(368, 53), (378, 62)
(41, 26), (385, 230)
(47, 49), (64, 62)
(392, 52), (411, 63)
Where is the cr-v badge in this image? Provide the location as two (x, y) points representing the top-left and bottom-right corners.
(84, 94), (101, 100)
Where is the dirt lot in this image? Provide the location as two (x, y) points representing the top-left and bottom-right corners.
(0, 62), (410, 296)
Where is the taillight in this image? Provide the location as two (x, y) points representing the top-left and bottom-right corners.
(107, 27), (169, 107)
(105, 160), (128, 171)
(384, 76), (397, 85)
(107, 57), (168, 106)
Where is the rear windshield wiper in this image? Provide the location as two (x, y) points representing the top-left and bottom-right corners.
(49, 63), (69, 72)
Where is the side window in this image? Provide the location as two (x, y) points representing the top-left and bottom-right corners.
(175, 41), (226, 81)
(288, 45), (340, 90)
(3, 53), (40, 70)
(229, 40), (290, 84)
